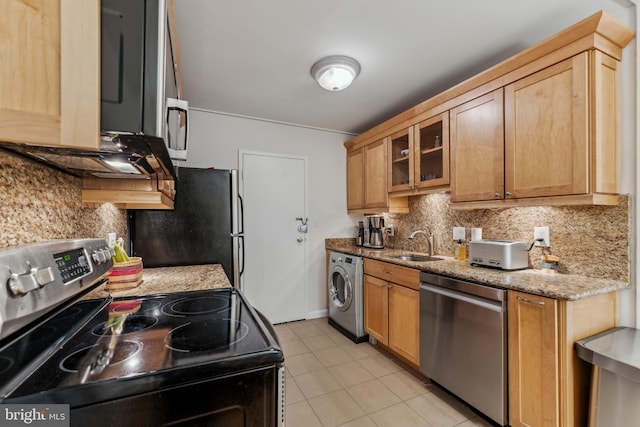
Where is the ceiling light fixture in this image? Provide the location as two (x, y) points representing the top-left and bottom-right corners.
(311, 55), (361, 92)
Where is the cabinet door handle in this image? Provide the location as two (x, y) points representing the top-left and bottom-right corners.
(384, 270), (393, 275)
(517, 295), (545, 305)
(387, 284), (393, 288)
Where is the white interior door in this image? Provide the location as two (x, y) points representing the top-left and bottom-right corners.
(240, 151), (307, 324)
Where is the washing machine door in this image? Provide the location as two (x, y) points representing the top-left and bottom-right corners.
(329, 266), (353, 312)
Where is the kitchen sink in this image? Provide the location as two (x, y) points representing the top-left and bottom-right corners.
(391, 255), (443, 262)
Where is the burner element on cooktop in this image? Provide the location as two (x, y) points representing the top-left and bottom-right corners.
(166, 319), (249, 353)
(60, 340), (142, 374)
(91, 315), (158, 336)
(162, 295), (230, 316)
(0, 356), (14, 376)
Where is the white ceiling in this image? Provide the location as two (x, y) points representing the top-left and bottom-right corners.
(173, 0), (633, 135)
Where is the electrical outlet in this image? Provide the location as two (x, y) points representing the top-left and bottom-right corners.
(453, 227), (465, 241)
(534, 226), (550, 247)
(386, 224), (395, 236)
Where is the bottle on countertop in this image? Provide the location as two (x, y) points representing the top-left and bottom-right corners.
(454, 240), (466, 260)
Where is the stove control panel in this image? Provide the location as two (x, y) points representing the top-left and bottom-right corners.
(92, 247), (116, 265)
(0, 239), (114, 341)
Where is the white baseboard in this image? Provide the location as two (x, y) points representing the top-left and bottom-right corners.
(306, 309), (328, 319)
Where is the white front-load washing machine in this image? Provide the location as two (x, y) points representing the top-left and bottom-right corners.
(328, 251), (368, 343)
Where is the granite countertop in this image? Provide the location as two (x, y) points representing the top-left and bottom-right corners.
(326, 239), (629, 300)
(83, 264), (232, 300)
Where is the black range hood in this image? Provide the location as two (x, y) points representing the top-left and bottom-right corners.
(0, 132), (177, 180)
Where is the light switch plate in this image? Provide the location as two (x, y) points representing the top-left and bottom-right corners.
(453, 227), (465, 241)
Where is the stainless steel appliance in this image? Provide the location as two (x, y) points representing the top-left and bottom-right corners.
(328, 251), (368, 343)
(419, 272), (508, 426)
(364, 215), (384, 249)
(0, 239), (284, 426)
(101, 0), (189, 161)
(577, 327), (640, 427)
(469, 239), (528, 270)
(130, 167), (244, 288)
(0, 133), (176, 180)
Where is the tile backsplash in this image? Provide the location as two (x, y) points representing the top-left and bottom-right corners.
(0, 151), (127, 247)
(383, 192), (630, 281)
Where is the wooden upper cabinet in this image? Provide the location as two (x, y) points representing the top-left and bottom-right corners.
(0, 0), (100, 149)
(346, 138), (388, 210)
(450, 89), (504, 203)
(388, 127), (414, 193)
(414, 112), (449, 190)
(453, 51), (622, 206)
(364, 139), (388, 208)
(346, 11), (632, 209)
(347, 149), (365, 210)
(387, 113), (450, 196)
(505, 53), (589, 199)
(590, 50), (622, 195)
(346, 139), (408, 213)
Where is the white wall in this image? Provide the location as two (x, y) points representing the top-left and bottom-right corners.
(182, 109), (356, 318)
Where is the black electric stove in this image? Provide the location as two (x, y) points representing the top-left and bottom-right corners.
(0, 239), (284, 426)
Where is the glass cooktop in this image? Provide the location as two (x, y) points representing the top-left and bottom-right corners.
(0, 288), (283, 406)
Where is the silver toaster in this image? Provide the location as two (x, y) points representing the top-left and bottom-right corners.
(469, 240), (529, 270)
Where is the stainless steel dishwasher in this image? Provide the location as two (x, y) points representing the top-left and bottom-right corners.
(419, 272), (508, 426)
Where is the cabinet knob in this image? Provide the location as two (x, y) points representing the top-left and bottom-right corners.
(505, 192), (512, 197)
(495, 192), (501, 198)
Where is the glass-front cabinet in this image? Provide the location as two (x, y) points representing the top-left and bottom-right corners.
(388, 112), (449, 194)
(388, 127), (413, 192)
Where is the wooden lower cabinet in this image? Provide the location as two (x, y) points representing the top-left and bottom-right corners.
(363, 275), (389, 344)
(363, 259), (420, 366)
(388, 283), (420, 363)
(508, 290), (617, 427)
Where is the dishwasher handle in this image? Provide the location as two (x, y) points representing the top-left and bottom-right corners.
(420, 283), (505, 313)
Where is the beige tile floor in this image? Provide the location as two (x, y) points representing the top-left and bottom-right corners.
(275, 318), (495, 427)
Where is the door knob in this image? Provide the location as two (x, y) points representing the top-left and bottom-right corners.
(297, 237), (303, 242)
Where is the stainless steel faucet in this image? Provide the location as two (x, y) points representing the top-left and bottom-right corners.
(408, 229), (434, 257)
